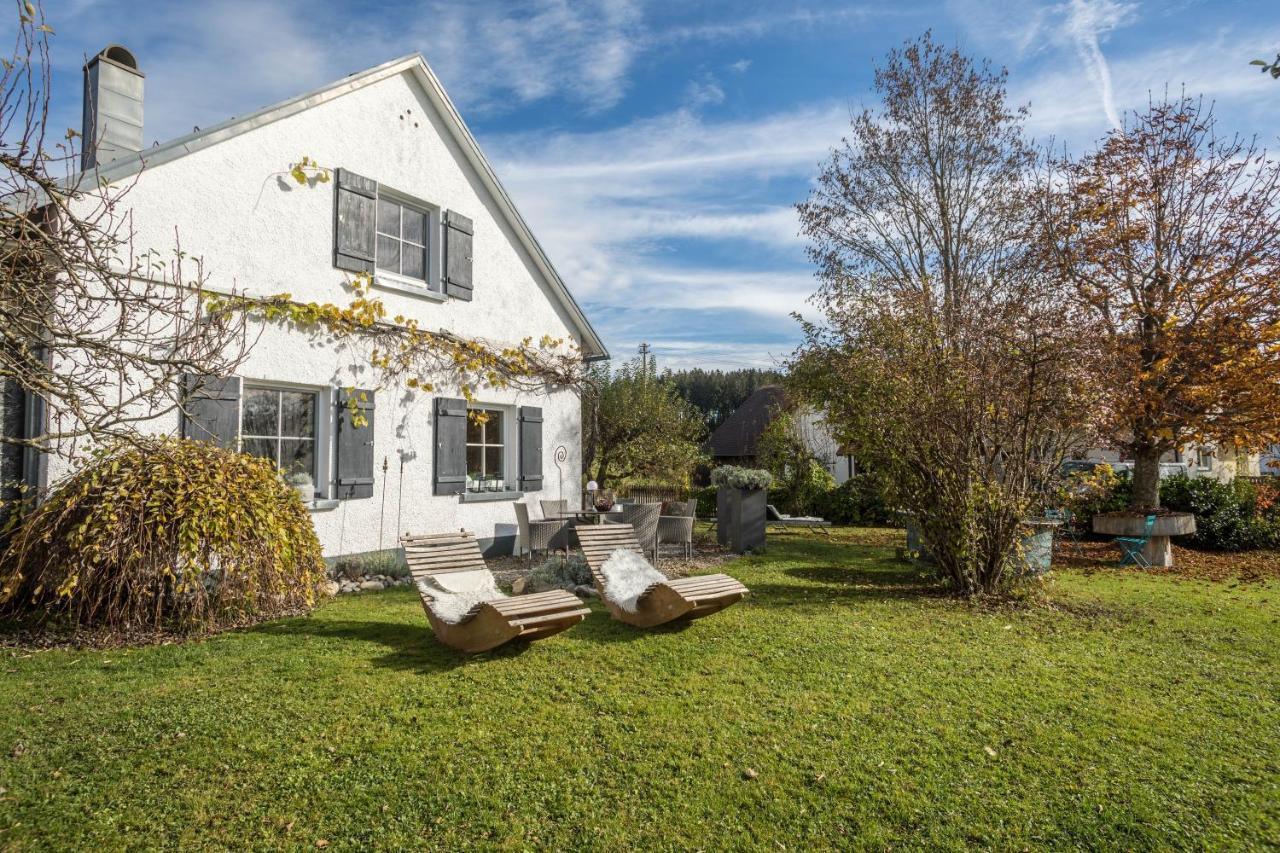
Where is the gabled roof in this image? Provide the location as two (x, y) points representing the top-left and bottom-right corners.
(707, 385), (789, 459)
(77, 53), (608, 360)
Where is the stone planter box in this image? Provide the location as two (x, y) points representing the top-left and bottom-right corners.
(1093, 512), (1196, 568)
(901, 514), (932, 563)
(717, 486), (767, 554)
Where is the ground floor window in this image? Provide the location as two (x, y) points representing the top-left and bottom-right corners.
(466, 407), (506, 492)
(240, 385), (318, 483)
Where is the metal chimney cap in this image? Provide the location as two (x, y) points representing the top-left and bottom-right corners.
(86, 44), (143, 76)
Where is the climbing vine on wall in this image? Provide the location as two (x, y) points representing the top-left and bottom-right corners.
(210, 164), (586, 420)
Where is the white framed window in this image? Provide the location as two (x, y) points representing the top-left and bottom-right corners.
(374, 188), (440, 292)
(1196, 447), (1215, 471)
(465, 406), (511, 492)
(239, 383), (333, 498)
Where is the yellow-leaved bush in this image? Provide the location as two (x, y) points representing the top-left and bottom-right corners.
(0, 437), (327, 638)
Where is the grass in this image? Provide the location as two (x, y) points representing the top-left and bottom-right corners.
(1, 529), (1277, 849)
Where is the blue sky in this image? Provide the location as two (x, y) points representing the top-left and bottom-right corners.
(28, 0), (1280, 369)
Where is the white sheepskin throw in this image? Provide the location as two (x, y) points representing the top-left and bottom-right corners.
(600, 548), (666, 612)
(416, 570), (504, 624)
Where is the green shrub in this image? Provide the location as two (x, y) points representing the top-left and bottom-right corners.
(1059, 464), (1132, 529)
(1160, 474), (1278, 551)
(526, 553), (590, 589)
(816, 475), (893, 525)
(710, 466), (773, 490)
(0, 437), (326, 638)
(773, 458), (836, 516)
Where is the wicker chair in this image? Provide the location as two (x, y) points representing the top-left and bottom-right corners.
(606, 502), (661, 564)
(540, 499), (568, 520)
(657, 500), (696, 559)
(513, 502), (567, 557)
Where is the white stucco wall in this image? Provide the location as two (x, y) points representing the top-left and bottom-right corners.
(797, 408), (852, 485)
(46, 68), (590, 557)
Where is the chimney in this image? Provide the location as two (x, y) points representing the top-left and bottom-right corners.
(81, 44), (144, 171)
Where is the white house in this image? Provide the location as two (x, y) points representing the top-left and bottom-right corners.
(27, 47), (608, 559)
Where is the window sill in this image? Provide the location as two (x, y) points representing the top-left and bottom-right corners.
(372, 273), (447, 301)
(307, 499), (341, 512)
(460, 490), (523, 504)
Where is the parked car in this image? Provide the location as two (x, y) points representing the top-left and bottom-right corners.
(1059, 460), (1188, 480)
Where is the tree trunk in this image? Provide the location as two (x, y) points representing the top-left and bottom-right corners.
(1131, 445), (1162, 510)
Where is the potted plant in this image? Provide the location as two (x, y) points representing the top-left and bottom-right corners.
(712, 466), (772, 553)
(287, 470), (314, 504)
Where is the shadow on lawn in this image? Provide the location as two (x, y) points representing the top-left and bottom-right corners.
(252, 616), (481, 672)
(740, 539), (949, 606)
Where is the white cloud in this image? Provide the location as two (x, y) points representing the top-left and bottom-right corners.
(412, 0), (644, 113)
(490, 104), (845, 309)
(684, 73), (726, 109)
(1018, 23), (1280, 146)
(1064, 0), (1136, 128)
(728, 58), (753, 73)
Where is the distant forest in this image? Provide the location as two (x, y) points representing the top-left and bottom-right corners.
(663, 367), (785, 431)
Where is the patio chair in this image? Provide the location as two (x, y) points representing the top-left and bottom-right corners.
(539, 499), (568, 520)
(657, 500), (696, 560)
(1114, 514), (1156, 568)
(605, 502), (661, 564)
(574, 523), (748, 628)
(1046, 507), (1084, 554)
(400, 531), (589, 653)
(765, 504), (832, 536)
(513, 502), (567, 557)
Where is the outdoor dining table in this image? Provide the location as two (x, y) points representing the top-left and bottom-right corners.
(548, 509), (622, 525)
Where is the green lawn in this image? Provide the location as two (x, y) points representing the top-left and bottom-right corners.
(2, 530), (1277, 850)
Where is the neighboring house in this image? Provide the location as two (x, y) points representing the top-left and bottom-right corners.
(1075, 443), (1263, 482)
(1262, 446), (1280, 476)
(18, 47), (607, 558)
(706, 385), (854, 483)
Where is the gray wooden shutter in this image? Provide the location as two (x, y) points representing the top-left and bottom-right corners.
(518, 406), (543, 491)
(335, 388), (375, 499)
(334, 168), (377, 273)
(443, 211), (473, 301)
(434, 397), (468, 495)
(181, 375), (241, 450)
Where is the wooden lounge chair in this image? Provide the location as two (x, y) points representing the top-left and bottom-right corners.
(575, 523), (748, 628)
(400, 531), (589, 653)
(766, 504), (832, 535)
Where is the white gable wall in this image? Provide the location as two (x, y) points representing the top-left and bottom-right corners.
(45, 68), (589, 557)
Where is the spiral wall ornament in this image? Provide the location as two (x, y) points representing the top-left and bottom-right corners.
(553, 445), (568, 501)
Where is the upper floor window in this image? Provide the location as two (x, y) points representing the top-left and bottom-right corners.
(377, 196), (429, 283)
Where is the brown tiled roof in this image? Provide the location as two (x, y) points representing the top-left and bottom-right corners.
(706, 385), (789, 459)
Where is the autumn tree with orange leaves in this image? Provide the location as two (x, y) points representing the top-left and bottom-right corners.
(1043, 97), (1280, 510)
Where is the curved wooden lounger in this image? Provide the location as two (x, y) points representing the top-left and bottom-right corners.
(574, 523), (748, 628)
(401, 531), (589, 653)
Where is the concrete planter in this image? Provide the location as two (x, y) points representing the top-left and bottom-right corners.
(899, 513), (935, 564)
(1092, 512), (1196, 567)
(1019, 518), (1061, 575)
(717, 486), (767, 554)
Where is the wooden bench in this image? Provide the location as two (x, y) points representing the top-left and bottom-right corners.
(574, 523), (748, 628)
(401, 531), (589, 653)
